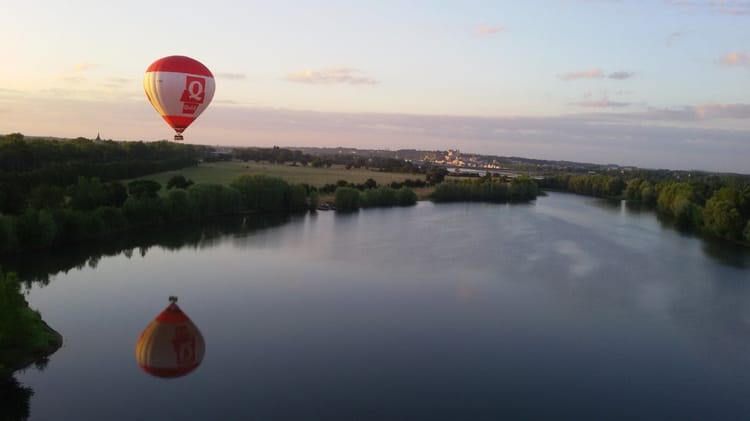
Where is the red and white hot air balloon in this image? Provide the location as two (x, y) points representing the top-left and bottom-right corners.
(144, 55), (215, 141)
(135, 296), (205, 378)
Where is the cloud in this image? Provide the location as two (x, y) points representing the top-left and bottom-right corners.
(720, 52), (750, 67)
(560, 68), (604, 81)
(106, 77), (131, 86)
(571, 99), (630, 108)
(721, 8), (750, 15)
(608, 71), (634, 79)
(477, 26), (505, 35)
(0, 88), (23, 98)
(68, 62), (98, 73)
(667, 0), (750, 16)
(665, 31), (684, 46)
(216, 73), (247, 80)
(560, 68), (633, 81)
(58, 76), (86, 84)
(284, 67), (379, 85)
(689, 104), (750, 120)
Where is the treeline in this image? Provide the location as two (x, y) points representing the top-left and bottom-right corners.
(232, 146), (310, 165)
(627, 179), (750, 243)
(232, 146), (450, 180)
(540, 173), (750, 244)
(318, 178), (428, 194)
(0, 174), (317, 254)
(334, 186), (418, 211)
(431, 176), (540, 203)
(0, 134), (208, 214)
(538, 174), (626, 198)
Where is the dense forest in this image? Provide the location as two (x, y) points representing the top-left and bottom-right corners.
(0, 133), (210, 214)
(539, 173), (750, 245)
(0, 134), (319, 253)
(0, 134), (428, 254)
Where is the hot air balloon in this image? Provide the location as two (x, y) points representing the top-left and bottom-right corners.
(135, 296), (205, 378)
(144, 56), (215, 141)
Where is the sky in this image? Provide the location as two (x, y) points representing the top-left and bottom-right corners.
(1, 0), (749, 173)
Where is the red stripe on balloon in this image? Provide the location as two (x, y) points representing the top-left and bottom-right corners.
(161, 115), (196, 133)
(146, 55), (213, 77)
(139, 363), (200, 378)
(154, 303), (191, 324)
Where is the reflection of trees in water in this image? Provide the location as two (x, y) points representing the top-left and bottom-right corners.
(1, 214), (291, 286)
(702, 237), (750, 268)
(0, 375), (33, 421)
(621, 200), (750, 268)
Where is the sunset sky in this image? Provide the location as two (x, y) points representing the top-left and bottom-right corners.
(1, 0), (749, 172)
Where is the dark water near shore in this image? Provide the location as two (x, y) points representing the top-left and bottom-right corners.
(8, 192), (750, 420)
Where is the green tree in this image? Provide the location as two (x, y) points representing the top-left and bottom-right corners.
(187, 184), (241, 218)
(363, 178), (377, 189)
(163, 189), (191, 220)
(308, 191), (320, 211)
(334, 187), (360, 211)
(0, 215), (18, 253)
(231, 175), (290, 212)
(166, 174), (194, 190)
(122, 196), (163, 226)
(69, 177), (107, 211)
(104, 181), (128, 207)
(395, 187), (418, 206)
(289, 184), (308, 211)
(15, 209), (57, 250)
(703, 188), (745, 240)
(127, 180), (161, 199)
(27, 184), (65, 209)
(510, 176), (539, 202)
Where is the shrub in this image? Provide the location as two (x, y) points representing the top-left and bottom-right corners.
(334, 187), (360, 211)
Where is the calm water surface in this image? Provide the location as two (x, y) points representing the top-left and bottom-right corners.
(10, 192), (750, 420)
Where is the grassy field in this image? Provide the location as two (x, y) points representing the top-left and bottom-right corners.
(134, 161), (433, 197)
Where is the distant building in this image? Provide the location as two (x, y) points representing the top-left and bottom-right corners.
(95, 132), (102, 142)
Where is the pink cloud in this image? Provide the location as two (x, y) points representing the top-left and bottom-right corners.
(571, 99), (630, 108)
(285, 67), (379, 85)
(720, 52), (750, 67)
(560, 68), (604, 81)
(477, 26), (505, 35)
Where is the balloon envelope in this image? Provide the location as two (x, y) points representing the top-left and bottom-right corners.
(143, 55), (215, 140)
(135, 301), (205, 378)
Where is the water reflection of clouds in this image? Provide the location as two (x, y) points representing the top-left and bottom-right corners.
(554, 240), (598, 279)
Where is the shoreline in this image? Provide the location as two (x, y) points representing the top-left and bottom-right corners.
(2, 319), (63, 378)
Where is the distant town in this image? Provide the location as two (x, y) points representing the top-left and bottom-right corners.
(291, 146), (714, 177)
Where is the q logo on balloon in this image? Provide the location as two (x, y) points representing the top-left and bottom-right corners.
(181, 76), (206, 115)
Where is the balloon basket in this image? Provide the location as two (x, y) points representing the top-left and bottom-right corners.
(174, 134), (184, 141)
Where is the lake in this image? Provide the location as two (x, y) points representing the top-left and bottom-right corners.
(7, 192), (750, 420)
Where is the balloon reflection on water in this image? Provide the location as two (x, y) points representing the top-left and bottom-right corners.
(135, 296), (205, 378)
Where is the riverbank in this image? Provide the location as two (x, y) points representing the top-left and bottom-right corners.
(0, 270), (63, 377)
(2, 319), (62, 376)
